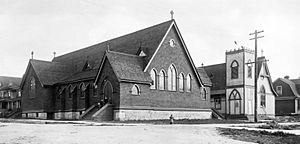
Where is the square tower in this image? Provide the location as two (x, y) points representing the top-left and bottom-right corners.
(225, 47), (255, 116)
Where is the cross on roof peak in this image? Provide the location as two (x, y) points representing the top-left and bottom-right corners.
(170, 10), (174, 20)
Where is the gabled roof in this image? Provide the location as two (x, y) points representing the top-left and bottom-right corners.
(203, 63), (226, 91)
(95, 50), (152, 84)
(257, 56), (278, 96)
(0, 76), (22, 90)
(196, 67), (212, 86)
(52, 20), (173, 74)
(21, 59), (72, 87)
(276, 78), (300, 97)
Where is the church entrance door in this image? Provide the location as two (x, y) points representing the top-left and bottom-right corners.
(103, 81), (113, 104)
(229, 89), (242, 115)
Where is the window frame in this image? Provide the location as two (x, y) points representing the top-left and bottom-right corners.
(131, 84), (140, 96)
(168, 64), (177, 91)
(231, 60), (239, 79)
(159, 70), (166, 90)
(186, 74), (192, 92)
(276, 86), (282, 95)
(179, 73), (184, 92)
(150, 69), (157, 89)
(260, 86), (266, 107)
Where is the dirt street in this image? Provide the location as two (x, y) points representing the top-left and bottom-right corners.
(0, 123), (252, 144)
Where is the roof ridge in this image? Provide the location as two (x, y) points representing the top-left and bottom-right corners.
(201, 63), (226, 68)
(53, 20), (173, 60)
(108, 50), (141, 58)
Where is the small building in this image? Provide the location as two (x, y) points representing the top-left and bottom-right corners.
(202, 48), (277, 120)
(0, 76), (22, 118)
(20, 19), (212, 120)
(273, 77), (300, 115)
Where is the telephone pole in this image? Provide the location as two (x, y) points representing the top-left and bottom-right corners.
(250, 30), (264, 122)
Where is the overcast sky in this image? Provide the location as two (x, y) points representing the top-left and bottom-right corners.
(0, 0), (299, 80)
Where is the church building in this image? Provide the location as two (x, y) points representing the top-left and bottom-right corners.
(20, 19), (212, 121)
(203, 47), (277, 120)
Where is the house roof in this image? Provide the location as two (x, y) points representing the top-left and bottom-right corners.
(196, 67), (212, 86)
(203, 63), (226, 91)
(106, 51), (152, 83)
(277, 78), (300, 97)
(0, 76), (22, 90)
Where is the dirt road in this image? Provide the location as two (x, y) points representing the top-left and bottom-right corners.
(0, 123), (252, 144)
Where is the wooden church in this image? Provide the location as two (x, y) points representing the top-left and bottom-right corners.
(20, 19), (212, 121)
(203, 47), (277, 120)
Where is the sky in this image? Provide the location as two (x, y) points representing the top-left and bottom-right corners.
(0, 0), (299, 80)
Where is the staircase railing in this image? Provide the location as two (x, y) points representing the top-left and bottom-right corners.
(79, 104), (97, 120)
(211, 108), (225, 119)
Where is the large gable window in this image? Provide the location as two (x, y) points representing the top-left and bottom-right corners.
(168, 64), (177, 91)
(276, 86), (282, 95)
(260, 86), (266, 107)
(30, 77), (36, 98)
(159, 70), (166, 90)
(179, 73), (184, 92)
(231, 60), (239, 79)
(186, 74), (192, 92)
(150, 69), (157, 89)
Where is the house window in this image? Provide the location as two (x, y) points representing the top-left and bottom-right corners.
(30, 77), (36, 98)
(214, 97), (221, 110)
(18, 91), (21, 97)
(276, 86), (282, 95)
(260, 86), (266, 107)
(179, 73), (184, 92)
(168, 64), (177, 91)
(247, 60), (252, 78)
(186, 74), (192, 92)
(150, 69), (157, 89)
(131, 84), (140, 95)
(159, 70), (166, 90)
(231, 60), (239, 79)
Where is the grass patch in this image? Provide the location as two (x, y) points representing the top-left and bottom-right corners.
(218, 128), (300, 144)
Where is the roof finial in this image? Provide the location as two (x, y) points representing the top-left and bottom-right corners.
(170, 10), (174, 20)
(31, 51), (34, 59)
(53, 52), (56, 58)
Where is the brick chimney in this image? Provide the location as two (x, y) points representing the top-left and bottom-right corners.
(284, 75), (290, 79)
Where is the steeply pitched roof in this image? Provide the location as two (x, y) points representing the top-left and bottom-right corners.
(196, 67), (212, 86)
(277, 78), (300, 97)
(52, 20), (173, 74)
(106, 51), (152, 83)
(0, 76), (22, 90)
(30, 59), (72, 86)
(203, 63), (226, 91)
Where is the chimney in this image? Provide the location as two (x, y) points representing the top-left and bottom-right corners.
(284, 75), (290, 79)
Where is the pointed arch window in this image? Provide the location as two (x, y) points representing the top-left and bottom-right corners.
(168, 64), (177, 91)
(80, 83), (87, 98)
(30, 77), (36, 98)
(150, 69), (157, 89)
(159, 70), (166, 90)
(247, 60), (252, 78)
(131, 84), (140, 95)
(68, 85), (73, 98)
(179, 73), (184, 92)
(231, 60), (239, 79)
(260, 86), (266, 107)
(186, 74), (192, 92)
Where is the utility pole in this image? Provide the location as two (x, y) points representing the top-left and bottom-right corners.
(250, 30), (264, 122)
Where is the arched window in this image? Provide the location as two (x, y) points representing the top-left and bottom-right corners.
(247, 60), (252, 78)
(200, 87), (207, 100)
(150, 69), (157, 89)
(260, 86), (266, 107)
(68, 85), (72, 98)
(168, 64), (177, 91)
(179, 73), (184, 92)
(131, 84), (140, 95)
(231, 60), (239, 79)
(186, 74), (192, 92)
(159, 70), (166, 90)
(80, 83), (86, 98)
(30, 77), (36, 97)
